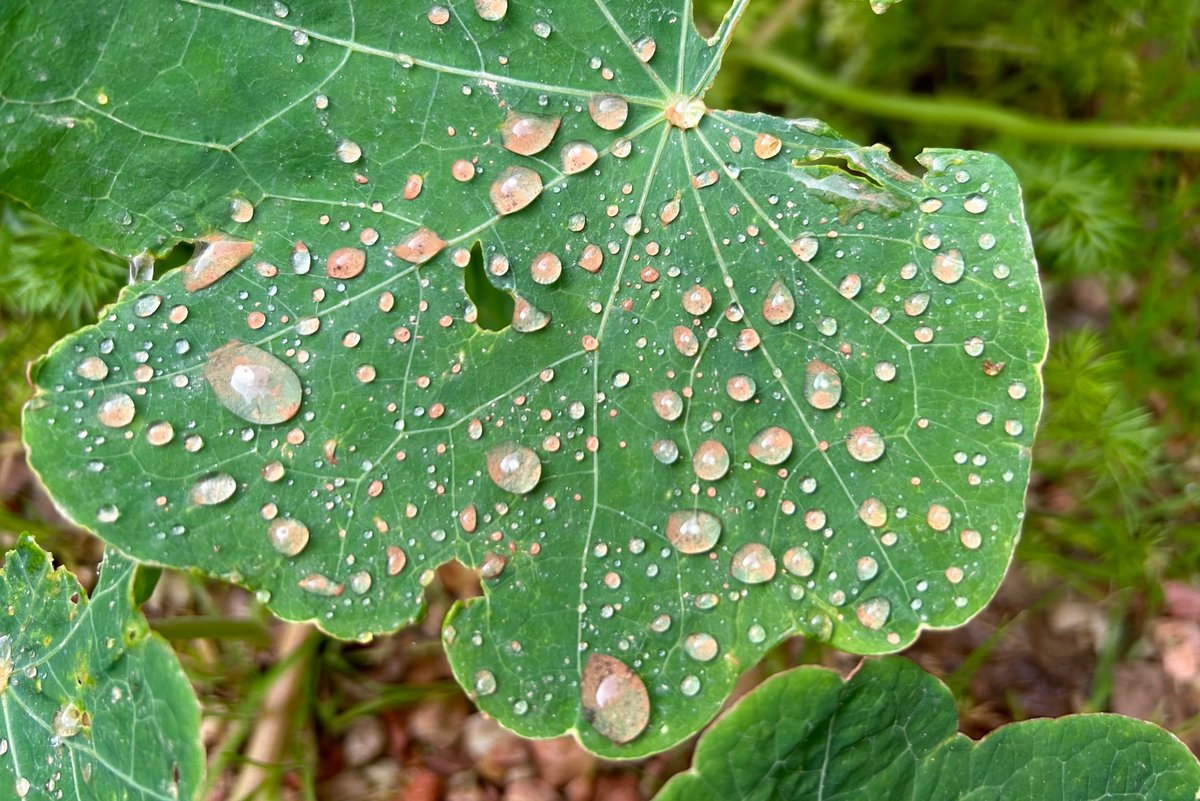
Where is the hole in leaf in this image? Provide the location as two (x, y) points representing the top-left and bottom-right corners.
(464, 240), (514, 332)
(792, 156), (882, 187)
(155, 240), (194, 273)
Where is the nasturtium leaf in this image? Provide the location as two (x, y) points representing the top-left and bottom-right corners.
(0, 538), (203, 800)
(655, 657), (1200, 801)
(8, 0), (1046, 755)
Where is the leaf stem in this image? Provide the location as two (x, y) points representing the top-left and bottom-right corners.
(728, 49), (1200, 153)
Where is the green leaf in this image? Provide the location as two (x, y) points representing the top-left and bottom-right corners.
(0, 537), (203, 800)
(10, 0), (1046, 755)
(655, 657), (1200, 801)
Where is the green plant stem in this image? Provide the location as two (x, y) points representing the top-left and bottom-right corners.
(728, 49), (1200, 153)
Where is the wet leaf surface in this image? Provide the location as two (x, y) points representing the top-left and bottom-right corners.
(655, 656), (1200, 801)
(8, 0), (1045, 755)
(0, 537), (203, 800)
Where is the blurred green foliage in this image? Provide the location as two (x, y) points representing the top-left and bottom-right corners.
(1, 0), (1197, 645)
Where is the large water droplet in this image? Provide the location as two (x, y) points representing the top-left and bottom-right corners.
(633, 35), (656, 62)
(730, 543), (777, 584)
(473, 0), (507, 21)
(856, 597), (890, 630)
(665, 510), (721, 554)
(783, 546), (815, 577)
(268, 518), (309, 556)
(762, 280), (795, 325)
(335, 139), (362, 164)
(75, 356), (109, 382)
(184, 238), (254, 292)
(490, 165), (543, 215)
(392, 228), (447, 264)
(858, 497), (887, 527)
(51, 703), (83, 739)
(190, 472), (237, 506)
(748, 426), (793, 465)
(474, 669), (497, 696)
(97, 393), (136, 428)
(530, 252), (562, 285)
(845, 426), (885, 462)
(803, 359), (842, 410)
(692, 439), (730, 481)
(486, 442), (541, 494)
(326, 247), (366, 279)
(726, 374), (756, 402)
(512, 297), (552, 333)
(932, 249), (965, 284)
(588, 94), (628, 130)
(204, 341), (302, 425)
(561, 141), (599, 174)
(581, 653), (650, 744)
(684, 633), (718, 661)
(790, 235), (819, 262)
(501, 110), (560, 156)
(651, 389), (684, 421)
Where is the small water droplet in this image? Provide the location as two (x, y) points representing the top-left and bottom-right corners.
(512, 297), (552, 333)
(927, 504), (952, 531)
(651, 389), (684, 422)
(651, 439), (679, 464)
(633, 35), (656, 62)
(964, 194), (988, 214)
(335, 139), (362, 164)
(856, 556), (879, 581)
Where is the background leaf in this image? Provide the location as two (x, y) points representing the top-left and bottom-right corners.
(0, 537), (203, 800)
(655, 656), (1200, 801)
(8, 0), (1045, 755)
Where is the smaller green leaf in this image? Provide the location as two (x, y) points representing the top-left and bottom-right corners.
(0, 538), (203, 801)
(655, 657), (1200, 801)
